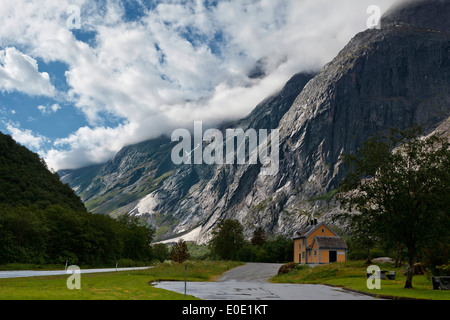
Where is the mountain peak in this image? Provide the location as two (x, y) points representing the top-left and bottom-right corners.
(381, 0), (450, 32)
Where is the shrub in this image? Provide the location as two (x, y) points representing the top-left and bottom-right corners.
(278, 262), (298, 275)
(435, 265), (450, 277)
(170, 239), (190, 263)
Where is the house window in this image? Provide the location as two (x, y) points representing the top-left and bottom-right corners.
(309, 251), (311, 256)
(314, 250), (317, 256)
(322, 228), (324, 233)
(302, 252), (305, 259)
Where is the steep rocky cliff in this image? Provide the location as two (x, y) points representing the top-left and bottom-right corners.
(60, 0), (450, 243)
(60, 72), (316, 240)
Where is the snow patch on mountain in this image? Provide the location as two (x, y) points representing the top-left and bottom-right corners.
(134, 193), (159, 216)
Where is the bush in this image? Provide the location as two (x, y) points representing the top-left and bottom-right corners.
(116, 259), (147, 268)
(170, 239), (190, 263)
(435, 265), (450, 277)
(277, 262), (298, 275)
(186, 243), (210, 260)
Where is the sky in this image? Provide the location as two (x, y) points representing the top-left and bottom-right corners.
(0, 0), (399, 171)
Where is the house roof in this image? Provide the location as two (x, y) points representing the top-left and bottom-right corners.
(292, 224), (315, 238)
(309, 236), (348, 250)
(292, 222), (339, 239)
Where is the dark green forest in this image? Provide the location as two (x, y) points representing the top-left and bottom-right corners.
(0, 132), (154, 266)
(0, 133), (86, 212)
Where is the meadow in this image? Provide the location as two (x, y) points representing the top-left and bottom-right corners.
(0, 260), (243, 300)
(271, 261), (450, 300)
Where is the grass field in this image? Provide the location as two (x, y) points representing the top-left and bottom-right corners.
(0, 260), (244, 300)
(2, 260), (448, 300)
(271, 261), (450, 300)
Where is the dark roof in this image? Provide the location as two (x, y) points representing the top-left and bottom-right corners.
(294, 224), (314, 237)
(310, 236), (348, 250)
(292, 222), (339, 239)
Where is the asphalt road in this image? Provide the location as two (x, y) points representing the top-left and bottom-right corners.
(216, 263), (282, 282)
(154, 263), (380, 300)
(0, 267), (152, 278)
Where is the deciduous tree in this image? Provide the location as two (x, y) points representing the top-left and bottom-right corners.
(170, 239), (190, 263)
(337, 127), (450, 288)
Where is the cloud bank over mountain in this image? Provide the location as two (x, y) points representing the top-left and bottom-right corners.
(0, 0), (397, 170)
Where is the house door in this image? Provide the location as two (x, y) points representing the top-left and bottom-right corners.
(329, 251), (337, 263)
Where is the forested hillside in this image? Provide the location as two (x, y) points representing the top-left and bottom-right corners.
(0, 132), (154, 265)
(0, 132), (86, 211)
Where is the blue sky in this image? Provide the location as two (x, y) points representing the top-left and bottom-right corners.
(0, 0), (397, 171)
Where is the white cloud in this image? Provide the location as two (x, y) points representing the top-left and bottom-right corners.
(4, 121), (50, 155)
(0, 0), (400, 170)
(46, 122), (140, 170)
(38, 103), (61, 115)
(0, 47), (56, 96)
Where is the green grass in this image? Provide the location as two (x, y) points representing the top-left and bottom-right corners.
(0, 260), (244, 300)
(271, 261), (450, 300)
(309, 189), (338, 203)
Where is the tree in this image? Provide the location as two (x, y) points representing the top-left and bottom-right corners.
(251, 227), (267, 247)
(209, 219), (245, 260)
(335, 207), (379, 264)
(170, 239), (190, 263)
(337, 127), (450, 288)
(261, 235), (293, 263)
(152, 243), (170, 262)
(117, 214), (154, 261)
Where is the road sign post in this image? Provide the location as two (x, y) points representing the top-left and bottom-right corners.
(184, 264), (187, 297)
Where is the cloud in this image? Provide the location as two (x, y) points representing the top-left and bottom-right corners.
(0, 47), (56, 96)
(4, 121), (50, 155)
(46, 121), (144, 170)
(0, 0), (399, 170)
(37, 103), (61, 115)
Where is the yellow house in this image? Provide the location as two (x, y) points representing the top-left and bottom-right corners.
(293, 220), (348, 264)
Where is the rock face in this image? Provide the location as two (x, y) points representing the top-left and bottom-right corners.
(60, 0), (450, 243)
(381, 0), (450, 32)
(60, 72), (316, 241)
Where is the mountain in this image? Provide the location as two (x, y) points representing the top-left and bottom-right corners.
(59, 72), (316, 239)
(60, 0), (450, 243)
(0, 132), (86, 212)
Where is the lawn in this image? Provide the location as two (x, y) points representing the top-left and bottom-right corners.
(0, 260), (244, 300)
(271, 261), (450, 300)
